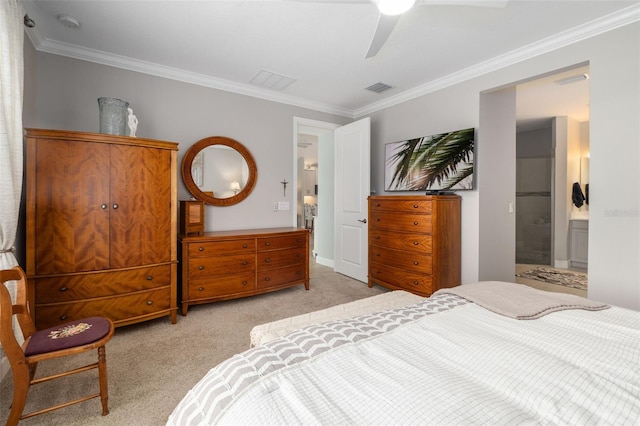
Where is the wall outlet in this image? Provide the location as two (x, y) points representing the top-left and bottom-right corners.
(278, 201), (290, 211)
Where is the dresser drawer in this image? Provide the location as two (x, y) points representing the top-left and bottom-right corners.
(370, 211), (433, 233)
(370, 199), (432, 214)
(370, 246), (432, 273)
(188, 272), (256, 299)
(370, 262), (433, 295)
(370, 229), (432, 253)
(188, 253), (255, 278)
(35, 287), (172, 329)
(257, 264), (307, 290)
(187, 239), (255, 257)
(257, 233), (307, 251)
(35, 265), (171, 303)
(257, 247), (306, 270)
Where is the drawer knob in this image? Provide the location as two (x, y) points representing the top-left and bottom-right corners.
(100, 203), (108, 210)
(242, 281), (248, 286)
(60, 315), (67, 321)
(375, 235), (380, 240)
(147, 300), (153, 305)
(413, 221), (419, 225)
(413, 261), (419, 265)
(413, 281), (419, 285)
(265, 258), (271, 262)
(198, 247), (204, 251)
(112, 203), (119, 210)
(265, 242), (271, 246)
(242, 261), (248, 266)
(413, 204), (419, 208)
(199, 265), (204, 270)
(413, 241), (419, 245)
(376, 218), (380, 222)
(198, 287), (204, 291)
(146, 275), (153, 280)
(375, 203), (381, 207)
(59, 286), (67, 292)
(242, 244), (248, 248)
(264, 277), (271, 282)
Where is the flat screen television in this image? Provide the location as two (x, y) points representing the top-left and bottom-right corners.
(384, 127), (475, 192)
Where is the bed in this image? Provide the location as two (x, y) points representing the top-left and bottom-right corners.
(167, 281), (640, 425)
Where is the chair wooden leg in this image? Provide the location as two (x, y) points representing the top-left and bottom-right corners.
(7, 364), (31, 426)
(97, 346), (109, 416)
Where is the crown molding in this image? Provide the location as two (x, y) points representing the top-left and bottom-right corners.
(25, 3), (639, 120)
(354, 3), (640, 117)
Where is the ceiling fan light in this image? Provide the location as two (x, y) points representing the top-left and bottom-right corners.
(376, 0), (416, 16)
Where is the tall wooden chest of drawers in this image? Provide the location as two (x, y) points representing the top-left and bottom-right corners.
(179, 227), (309, 315)
(368, 195), (461, 296)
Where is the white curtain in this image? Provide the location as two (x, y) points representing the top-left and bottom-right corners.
(0, 0), (26, 353)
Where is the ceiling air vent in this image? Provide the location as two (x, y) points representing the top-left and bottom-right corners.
(365, 82), (392, 93)
(250, 69), (296, 91)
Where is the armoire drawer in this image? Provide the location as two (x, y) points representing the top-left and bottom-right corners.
(35, 286), (172, 329)
(370, 211), (433, 233)
(187, 239), (255, 257)
(369, 199), (432, 214)
(257, 247), (306, 270)
(370, 229), (432, 253)
(35, 265), (172, 303)
(257, 265), (307, 290)
(188, 253), (255, 278)
(257, 234), (307, 251)
(370, 246), (432, 273)
(188, 272), (256, 299)
(369, 262), (433, 295)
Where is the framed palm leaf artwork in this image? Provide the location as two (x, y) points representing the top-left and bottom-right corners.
(384, 127), (475, 192)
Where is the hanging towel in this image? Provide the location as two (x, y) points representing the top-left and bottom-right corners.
(572, 182), (585, 208)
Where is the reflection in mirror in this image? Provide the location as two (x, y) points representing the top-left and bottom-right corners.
(182, 136), (257, 206)
(192, 146), (249, 199)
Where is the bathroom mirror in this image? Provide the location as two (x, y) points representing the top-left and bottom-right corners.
(182, 136), (257, 206)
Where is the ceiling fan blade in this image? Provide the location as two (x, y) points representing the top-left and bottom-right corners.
(365, 13), (401, 59)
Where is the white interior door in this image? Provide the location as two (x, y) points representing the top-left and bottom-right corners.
(334, 117), (370, 282)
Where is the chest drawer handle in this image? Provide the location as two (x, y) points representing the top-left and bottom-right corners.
(100, 203), (108, 210)
(198, 247), (204, 251)
(147, 300), (153, 305)
(265, 242), (271, 246)
(242, 281), (248, 286)
(413, 241), (419, 245)
(198, 287), (204, 291)
(242, 261), (248, 265)
(413, 281), (419, 286)
(243, 244), (248, 248)
(413, 204), (419, 208)
(59, 286), (67, 292)
(375, 235), (380, 240)
(264, 277), (271, 282)
(146, 275), (153, 280)
(59, 315), (67, 321)
(413, 221), (419, 225)
(112, 203), (119, 210)
(199, 265), (204, 270)
(264, 258), (271, 263)
(413, 261), (419, 265)
(375, 203), (381, 207)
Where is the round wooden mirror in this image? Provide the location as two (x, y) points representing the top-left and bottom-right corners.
(182, 136), (257, 206)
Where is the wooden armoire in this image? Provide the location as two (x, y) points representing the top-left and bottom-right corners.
(25, 129), (179, 328)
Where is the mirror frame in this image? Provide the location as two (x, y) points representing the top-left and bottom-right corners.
(182, 136), (258, 206)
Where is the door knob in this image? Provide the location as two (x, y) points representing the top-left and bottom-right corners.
(358, 218), (367, 223)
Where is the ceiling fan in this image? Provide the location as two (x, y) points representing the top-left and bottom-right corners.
(366, 0), (510, 58)
(290, 0), (510, 58)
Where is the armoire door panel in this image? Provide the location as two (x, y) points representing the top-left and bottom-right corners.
(109, 145), (173, 268)
(34, 139), (110, 274)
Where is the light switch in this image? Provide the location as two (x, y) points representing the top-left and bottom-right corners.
(278, 202), (290, 211)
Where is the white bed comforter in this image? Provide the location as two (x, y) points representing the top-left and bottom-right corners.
(168, 293), (640, 425)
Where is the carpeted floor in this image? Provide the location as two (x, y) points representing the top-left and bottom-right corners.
(0, 260), (388, 426)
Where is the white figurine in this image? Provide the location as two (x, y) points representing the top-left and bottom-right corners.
(127, 107), (138, 137)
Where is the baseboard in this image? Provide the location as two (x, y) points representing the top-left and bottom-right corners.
(315, 256), (334, 268)
(554, 260), (569, 269)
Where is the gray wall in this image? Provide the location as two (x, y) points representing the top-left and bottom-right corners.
(361, 22), (639, 309)
(30, 52), (350, 232)
(26, 22), (640, 309)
